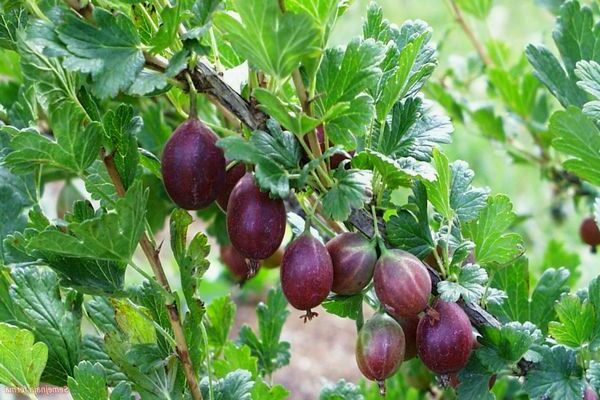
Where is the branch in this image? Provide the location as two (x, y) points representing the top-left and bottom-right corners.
(177, 58), (504, 330)
(447, 0), (492, 67)
(102, 151), (203, 400)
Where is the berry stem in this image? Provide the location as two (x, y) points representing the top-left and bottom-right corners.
(377, 380), (386, 396)
(185, 72), (198, 119)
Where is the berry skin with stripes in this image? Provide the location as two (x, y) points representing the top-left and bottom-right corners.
(281, 233), (333, 322)
(374, 249), (432, 319)
(326, 232), (377, 295)
(417, 300), (473, 374)
(356, 312), (406, 396)
(161, 118), (226, 210)
(226, 173), (286, 260)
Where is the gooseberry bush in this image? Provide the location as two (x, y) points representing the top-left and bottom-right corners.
(1, 0), (600, 398)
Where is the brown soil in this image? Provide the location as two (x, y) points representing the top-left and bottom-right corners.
(233, 302), (363, 399)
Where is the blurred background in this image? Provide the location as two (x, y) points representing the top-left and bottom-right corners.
(5, 0), (594, 399)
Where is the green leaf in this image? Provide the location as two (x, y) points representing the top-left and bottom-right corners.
(103, 105), (142, 189)
(541, 239), (580, 286)
(449, 160), (490, 223)
(469, 106), (505, 141)
(529, 267), (570, 332)
(67, 361), (109, 400)
(85, 297), (118, 333)
(465, 194), (524, 267)
(218, 120), (301, 198)
(128, 282), (172, 358)
(26, 182), (147, 262)
(373, 97), (452, 161)
(80, 335), (127, 386)
(0, 7), (27, 51)
(575, 60), (600, 100)
(322, 294), (363, 320)
(200, 370), (253, 400)
(313, 37), (386, 147)
(489, 258), (569, 332)
(85, 160), (118, 206)
(125, 343), (165, 374)
(2, 109), (102, 175)
(455, 0), (493, 19)
(353, 150), (436, 190)
(251, 377), (289, 400)
(477, 322), (542, 373)
(238, 287), (290, 376)
(550, 107), (600, 186)
(487, 69), (540, 118)
(525, 0), (594, 108)
(110, 382), (134, 400)
(112, 299), (157, 345)
(254, 88), (320, 136)
(549, 295), (595, 347)
(205, 295), (235, 351)
(322, 167), (372, 221)
(17, 33), (85, 124)
(587, 276), (600, 349)
(587, 361), (600, 391)
(0, 165), (35, 263)
(151, 3), (184, 52)
(456, 357), (495, 400)
(526, 44), (586, 108)
(386, 181), (434, 258)
(363, 5), (437, 119)
(10, 266), (81, 386)
(181, 0), (222, 40)
(170, 208), (210, 373)
(128, 50), (189, 96)
(423, 149), (452, 220)
(524, 345), (584, 400)
(170, 208), (210, 314)
(103, 332), (166, 398)
(488, 257), (530, 323)
(213, 0), (320, 78)
(285, 0), (340, 50)
(0, 323), (47, 391)
(319, 379), (362, 400)
(55, 9), (145, 98)
(213, 342), (258, 379)
(437, 263), (488, 303)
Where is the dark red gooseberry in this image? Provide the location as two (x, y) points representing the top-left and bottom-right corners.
(356, 313), (405, 395)
(326, 232), (377, 295)
(281, 234), (333, 322)
(584, 385), (599, 400)
(216, 162), (246, 211)
(397, 316), (419, 360)
(417, 300), (473, 374)
(226, 173), (286, 260)
(220, 244), (251, 281)
(374, 249), (432, 319)
(161, 118), (226, 210)
(580, 217), (600, 252)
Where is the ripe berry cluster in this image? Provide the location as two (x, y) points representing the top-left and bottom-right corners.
(161, 117), (474, 394)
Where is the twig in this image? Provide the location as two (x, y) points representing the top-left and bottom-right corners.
(447, 0), (492, 67)
(102, 151), (203, 400)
